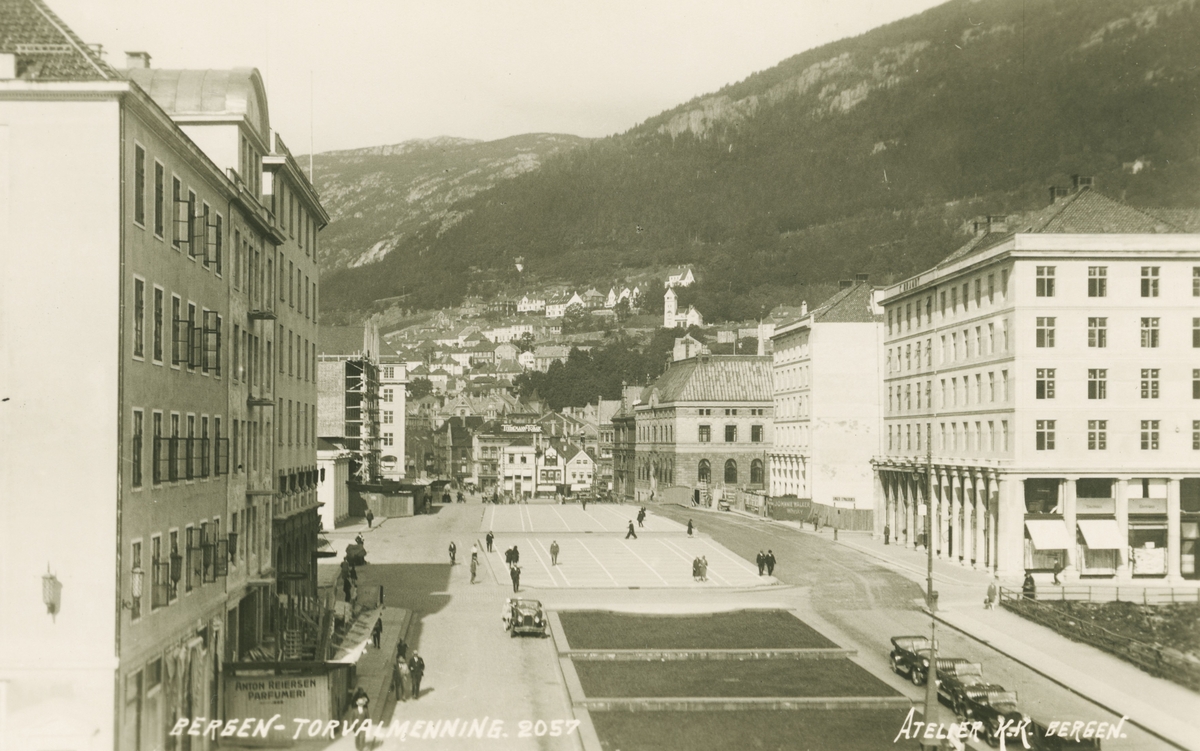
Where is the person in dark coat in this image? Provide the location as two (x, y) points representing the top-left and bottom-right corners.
(884, 524), (891, 545)
(687, 519), (694, 537)
(470, 556), (478, 583)
(510, 564), (521, 592)
(504, 547), (514, 566)
(395, 637), (408, 660)
(511, 545), (520, 564)
(366, 509), (374, 528)
(756, 551), (766, 576)
(343, 576), (353, 603)
(626, 521), (637, 539)
(692, 557), (700, 581)
(550, 540), (560, 565)
(486, 531), (494, 552)
(765, 550), (776, 576)
(448, 541), (457, 565)
(346, 687), (370, 748)
(1022, 573), (1037, 601)
(1052, 560), (1064, 585)
(408, 653), (425, 699)
(371, 615), (383, 648)
(581, 497), (587, 511)
(637, 508), (646, 527)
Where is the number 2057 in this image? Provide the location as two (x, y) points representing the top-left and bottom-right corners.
(517, 720), (580, 737)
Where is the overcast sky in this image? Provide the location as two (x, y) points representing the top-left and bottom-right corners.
(54, 0), (944, 154)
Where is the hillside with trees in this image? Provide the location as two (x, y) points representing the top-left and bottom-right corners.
(319, 0), (1200, 321)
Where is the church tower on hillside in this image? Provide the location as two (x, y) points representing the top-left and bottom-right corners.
(663, 287), (678, 329)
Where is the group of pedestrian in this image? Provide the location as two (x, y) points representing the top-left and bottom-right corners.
(391, 649), (424, 702)
(636, 507), (646, 527)
(470, 543), (479, 583)
(755, 550), (776, 576)
(340, 558), (358, 603)
(691, 556), (708, 581)
(505, 545), (521, 592)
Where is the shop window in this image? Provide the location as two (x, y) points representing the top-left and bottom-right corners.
(1024, 478), (1061, 514)
(1076, 478), (1113, 499)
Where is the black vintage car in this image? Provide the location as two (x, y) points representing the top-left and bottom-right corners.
(504, 598), (548, 637)
(889, 635), (939, 685)
(956, 684), (1027, 748)
(935, 660), (986, 713)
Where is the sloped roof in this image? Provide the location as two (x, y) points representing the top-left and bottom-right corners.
(641, 355), (773, 405)
(812, 282), (881, 323)
(940, 188), (1191, 268)
(550, 439), (586, 462)
(0, 0), (118, 80)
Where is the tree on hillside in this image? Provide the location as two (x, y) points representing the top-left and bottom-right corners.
(613, 298), (631, 322)
(516, 332), (536, 352)
(407, 377), (433, 400)
(561, 303), (587, 334)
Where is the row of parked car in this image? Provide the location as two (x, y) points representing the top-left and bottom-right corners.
(889, 635), (1102, 750)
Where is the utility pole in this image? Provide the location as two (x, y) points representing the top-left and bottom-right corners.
(923, 438), (939, 744)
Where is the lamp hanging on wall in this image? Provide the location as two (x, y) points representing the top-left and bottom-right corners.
(42, 564), (62, 621)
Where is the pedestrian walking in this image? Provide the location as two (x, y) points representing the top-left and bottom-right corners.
(550, 540), (560, 565)
(884, 524), (891, 545)
(486, 531), (494, 552)
(626, 521), (638, 539)
(366, 509), (375, 528)
(756, 551), (766, 576)
(346, 688), (370, 750)
(371, 615), (383, 648)
(395, 637), (408, 660)
(448, 541), (457, 565)
(699, 556), (708, 582)
(512, 545), (520, 564)
(510, 564), (521, 592)
(1052, 560), (1064, 585)
(1022, 572), (1037, 601)
(985, 577), (999, 610)
(581, 497), (587, 511)
(504, 547), (514, 566)
(393, 657), (411, 701)
(687, 519), (694, 537)
(692, 557), (700, 581)
(765, 550), (776, 576)
(343, 576), (352, 603)
(408, 653), (425, 699)
(470, 556), (478, 583)
(637, 508), (646, 527)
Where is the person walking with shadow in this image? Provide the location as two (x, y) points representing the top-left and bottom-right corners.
(699, 556), (708, 581)
(448, 541), (457, 565)
(470, 556), (478, 583)
(510, 564), (521, 592)
(985, 576), (999, 610)
(371, 614), (383, 649)
(511, 545), (520, 564)
(486, 531), (494, 552)
(637, 507), (646, 528)
(687, 519), (694, 537)
(626, 521), (638, 539)
(757, 551), (766, 576)
(765, 550), (776, 576)
(408, 652), (425, 699)
(550, 540), (560, 565)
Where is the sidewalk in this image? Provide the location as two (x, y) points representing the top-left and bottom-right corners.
(829, 530), (1200, 750)
(337, 605), (413, 724)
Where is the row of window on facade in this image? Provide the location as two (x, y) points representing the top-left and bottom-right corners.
(885, 265), (1200, 338)
(131, 409), (271, 486)
(886, 419), (1200, 453)
(126, 508), (265, 620)
(685, 458), (765, 486)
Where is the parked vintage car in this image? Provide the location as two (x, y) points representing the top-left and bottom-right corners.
(935, 660), (986, 713)
(1026, 720), (1102, 750)
(504, 598), (548, 637)
(889, 635), (938, 685)
(956, 684), (1027, 748)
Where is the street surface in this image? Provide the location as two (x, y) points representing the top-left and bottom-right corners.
(311, 499), (1183, 751)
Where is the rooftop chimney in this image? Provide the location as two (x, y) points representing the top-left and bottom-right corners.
(987, 215), (1008, 233)
(1071, 174), (1094, 191)
(1048, 186), (1071, 204)
(125, 51), (151, 69)
(800, 301), (808, 315)
(839, 280), (853, 290)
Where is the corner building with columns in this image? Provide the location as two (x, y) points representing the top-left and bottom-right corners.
(873, 182), (1200, 582)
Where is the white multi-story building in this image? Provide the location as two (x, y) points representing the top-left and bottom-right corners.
(873, 181), (1200, 582)
(379, 358), (408, 480)
(770, 281), (883, 524)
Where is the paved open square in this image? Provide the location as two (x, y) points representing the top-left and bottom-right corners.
(482, 503), (689, 534)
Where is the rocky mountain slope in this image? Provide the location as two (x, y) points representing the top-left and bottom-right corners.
(319, 0), (1200, 319)
(312, 134), (589, 271)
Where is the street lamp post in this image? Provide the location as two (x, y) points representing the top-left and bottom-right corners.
(923, 441), (939, 745)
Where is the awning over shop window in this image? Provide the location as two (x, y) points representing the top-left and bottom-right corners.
(1025, 519), (1072, 550)
(1077, 519), (1123, 549)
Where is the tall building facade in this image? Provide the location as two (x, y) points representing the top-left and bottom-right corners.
(873, 184), (1200, 581)
(0, 4), (326, 749)
(770, 282), (883, 523)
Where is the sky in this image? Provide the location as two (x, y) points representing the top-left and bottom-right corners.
(53, 0), (946, 154)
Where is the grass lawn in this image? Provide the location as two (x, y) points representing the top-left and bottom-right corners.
(590, 709), (921, 751)
(560, 610), (836, 650)
(574, 658), (900, 698)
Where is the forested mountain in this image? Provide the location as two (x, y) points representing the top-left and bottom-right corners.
(311, 134), (589, 271)
(320, 0), (1200, 320)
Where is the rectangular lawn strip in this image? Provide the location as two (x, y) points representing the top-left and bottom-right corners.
(590, 708), (921, 751)
(559, 609), (836, 650)
(573, 658), (900, 699)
